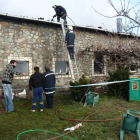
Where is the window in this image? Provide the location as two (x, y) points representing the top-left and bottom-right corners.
(94, 54), (103, 74)
(130, 57), (139, 73)
(8, 55), (32, 79)
(55, 61), (68, 74)
(14, 61), (29, 75)
(130, 65), (138, 73)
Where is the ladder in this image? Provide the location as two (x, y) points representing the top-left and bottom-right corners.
(60, 20), (79, 82)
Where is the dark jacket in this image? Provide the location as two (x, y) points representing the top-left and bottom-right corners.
(55, 5), (67, 16)
(65, 30), (70, 44)
(66, 30), (75, 47)
(2, 63), (22, 84)
(43, 70), (55, 94)
(29, 72), (45, 90)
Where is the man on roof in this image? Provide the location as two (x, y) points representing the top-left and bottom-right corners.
(52, 5), (67, 26)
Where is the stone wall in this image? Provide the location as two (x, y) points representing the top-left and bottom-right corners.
(0, 16), (69, 92)
(0, 15), (138, 93)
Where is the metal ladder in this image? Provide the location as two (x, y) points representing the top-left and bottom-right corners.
(60, 20), (79, 82)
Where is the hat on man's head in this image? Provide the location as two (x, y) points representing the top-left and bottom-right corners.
(45, 64), (50, 71)
(52, 4), (55, 8)
(68, 25), (73, 30)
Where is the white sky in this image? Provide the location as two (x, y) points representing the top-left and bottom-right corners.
(0, 0), (139, 33)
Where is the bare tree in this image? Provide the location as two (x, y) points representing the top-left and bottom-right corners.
(91, 0), (140, 34)
(77, 30), (140, 72)
(76, 0), (140, 73)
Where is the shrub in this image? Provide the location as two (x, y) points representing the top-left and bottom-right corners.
(106, 66), (132, 100)
(69, 75), (89, 101)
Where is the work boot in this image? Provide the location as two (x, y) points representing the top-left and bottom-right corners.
(11, 110), (17, 112)
(64, 20), (67, 28)
(70, 54), (72, 59)
(72, 54), (74, 59)
(70, 54), (74, 59)
(30, 110), (35, 112)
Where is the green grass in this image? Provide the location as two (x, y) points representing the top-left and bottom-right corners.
(0, 94), (140, 140)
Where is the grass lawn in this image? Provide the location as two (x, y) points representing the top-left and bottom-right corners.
(0, 94), (140, 140)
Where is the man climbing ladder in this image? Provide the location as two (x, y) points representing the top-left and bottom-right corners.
(59, 9), (79, 81)
(65, 26), (75, 59)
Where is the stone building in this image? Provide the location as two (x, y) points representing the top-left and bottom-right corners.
(0, 13), (139, 93)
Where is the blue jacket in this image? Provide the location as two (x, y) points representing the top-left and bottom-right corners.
(55, 5), (67, 16)
(65, 30), (70, 44)
(65, 30), (75, 48)
(43, 70), (55, 94)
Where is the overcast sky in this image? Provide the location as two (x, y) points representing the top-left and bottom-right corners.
(0, 0), (139, 33)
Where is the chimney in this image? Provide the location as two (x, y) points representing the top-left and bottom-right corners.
(117, 18), (122, 32)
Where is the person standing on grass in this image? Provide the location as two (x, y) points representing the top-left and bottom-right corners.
(2, 60), (26, 112)
(29, 67), (45, 112)
(44, 64), (55, 109)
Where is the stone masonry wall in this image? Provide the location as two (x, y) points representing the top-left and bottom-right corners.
(74, 28), (137, 83)
(0, 16), (138, 94)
